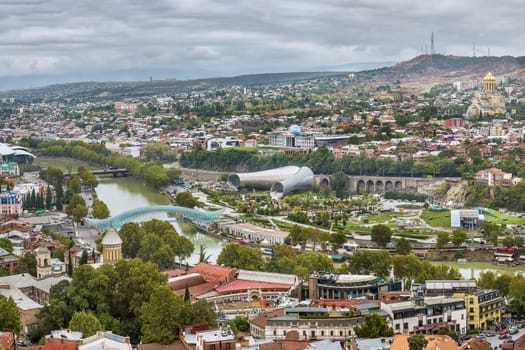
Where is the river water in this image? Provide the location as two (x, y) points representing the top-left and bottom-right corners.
(95, 177), (225, 265)
(37, 156), (225, 264)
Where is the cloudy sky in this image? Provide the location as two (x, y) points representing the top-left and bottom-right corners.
(0, 0), (523, 88)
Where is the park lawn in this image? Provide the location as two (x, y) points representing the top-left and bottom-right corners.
(483, 208), (525, 225)
(421, 209), (451, 227)
(367, 212), (396, 224)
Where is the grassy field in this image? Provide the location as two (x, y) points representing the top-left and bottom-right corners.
(483, 208), (525, 225)
(366, 212), (397, 224)
(421, 209), (451, 227)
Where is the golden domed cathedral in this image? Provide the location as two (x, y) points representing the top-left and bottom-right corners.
(483, 72), (497, 92)
(466, 72), (505, 119)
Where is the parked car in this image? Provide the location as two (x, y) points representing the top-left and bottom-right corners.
(518, 322), (525, 329)
(499, 329), (510, 335)
(485, 330), (496, 337)
(499, 334), (511, 340)
(509, 326), (519, 334)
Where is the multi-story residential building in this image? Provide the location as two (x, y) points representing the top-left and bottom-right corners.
(308, 272), (389, 301)
(263, 307), (364, 341)
(452, 289), (505, 331)
(412, 280), (504, 331)
(381, 296), (467, 335)
(195, 327), (236, 350)
(0, 191), (22, 217)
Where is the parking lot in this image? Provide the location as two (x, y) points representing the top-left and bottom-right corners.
(463, 324), (525, 348)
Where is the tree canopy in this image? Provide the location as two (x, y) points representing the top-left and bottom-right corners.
(370, 224), (392, 248)
(354, 313), (393, 338)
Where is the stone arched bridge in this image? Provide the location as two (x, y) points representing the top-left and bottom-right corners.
(314, 175), (460, 195)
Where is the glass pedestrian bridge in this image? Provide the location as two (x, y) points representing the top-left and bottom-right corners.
(86, 205), (226, 229)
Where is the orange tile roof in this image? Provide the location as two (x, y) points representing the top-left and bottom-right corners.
(216, 280), (290, 293)
(188, 263), (235, 284)
(250, 309), (286, 329)
(390, 334), (459, 350)
(41, 340), (78, 350)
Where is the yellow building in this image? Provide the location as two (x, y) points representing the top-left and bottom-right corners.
(453, 290), (504, 330)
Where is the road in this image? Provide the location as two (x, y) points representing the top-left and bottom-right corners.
(470, 326), (525, 349)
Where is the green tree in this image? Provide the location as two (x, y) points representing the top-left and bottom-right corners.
(354, 313), (393, 338)
(436, 231), (449, 250)
(66, 194), (88, 223)
(79, 250), (89, 265)
(225, 316), (250, 334)
(451, 229), (468, 247)
(52, 248), (65, 262)
(332, 171), (348, 198)
(138, 234), (174, 268)
(67, 175), (82, 194)
(347, 250), (392, 278)
(0, 238), (13, 253)
(175, 192), (198, 208)
(187, 300), (217, 328)
(15, 253), (37, 276)
(370, 224), (392, 248)
(69, 311), (103, 337)
(119, 222), (145, 258)
(173, 236), (194, 263)
(92, 198), (110, 219)
(45, 185), (53, 210)
(329, 232), (347, 252)
(294, 252), (334, 279)
(477, 271), (497, 290)
(217, 244), (264, 270)
(395, 237), (412, 255)
(0, 296), (21, 334)
(140, 285), (186, 344)
(408, 335), (428, 350)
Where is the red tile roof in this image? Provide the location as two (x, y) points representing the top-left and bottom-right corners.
(250, 309), (286, 328)
(216, 280), (291, 293)
(138, 340), (186, 350)
(41, 340), (78, 350)
(188, 263), (235, 285)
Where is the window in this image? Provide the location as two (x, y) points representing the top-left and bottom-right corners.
(210, 345), (216, 350)
(311, 331), (315, 337)
(403, 323), (408, 330)
(321, 331), (324, 336)
(469, 307), (474, 313)
(225, 344), (231, 350)
(470, 298), (474, 304)
(470, 316), (474, 321)
(395, 324), (400, 330)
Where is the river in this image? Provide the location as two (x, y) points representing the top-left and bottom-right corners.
(95, 176), (225, 265)
(431, 261), (525, 279)
(38, 157), (225, 265)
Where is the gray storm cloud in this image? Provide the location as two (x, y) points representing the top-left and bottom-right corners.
(0, 0), (523, 84)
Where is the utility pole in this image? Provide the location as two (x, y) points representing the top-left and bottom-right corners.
(430, 32), (435, 55)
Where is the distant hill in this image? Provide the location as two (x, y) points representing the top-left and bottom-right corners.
(0, 71), (348, 101)
(314, 61), (396, 72)
(359, 54), (525, 87)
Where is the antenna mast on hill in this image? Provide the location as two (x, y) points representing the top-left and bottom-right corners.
(473, 41), (476, 57)
(430, 32), (435, 55)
